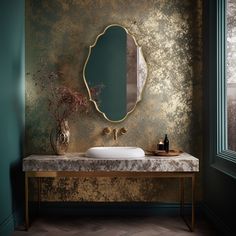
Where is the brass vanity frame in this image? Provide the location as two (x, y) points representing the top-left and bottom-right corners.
(25, 171), (196, 232)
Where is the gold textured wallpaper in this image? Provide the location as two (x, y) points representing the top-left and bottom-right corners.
(26, 0), (202, 202)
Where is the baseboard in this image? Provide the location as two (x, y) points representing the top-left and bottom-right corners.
(0, 213), (15, 236)
(0, 208), (24, 236)
(30, 202), (200, 217)
(202, 203), (234, 236)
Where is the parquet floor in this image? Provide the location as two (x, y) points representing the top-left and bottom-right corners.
(12, 215), (219, 236)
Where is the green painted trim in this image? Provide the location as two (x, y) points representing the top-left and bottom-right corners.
(216, 0), (227, 153)
(209, 0), (236, 178)
(202, 203), (233, 236)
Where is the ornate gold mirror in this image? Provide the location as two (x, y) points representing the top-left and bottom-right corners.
(83, 24), (147, 122)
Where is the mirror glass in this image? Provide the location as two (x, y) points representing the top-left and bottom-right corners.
(83, 24), (147, 122)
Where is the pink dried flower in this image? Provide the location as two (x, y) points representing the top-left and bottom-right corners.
(89, 84), (104, 104)
(31, 65), (102, 123)
(50, 85), (90, 123)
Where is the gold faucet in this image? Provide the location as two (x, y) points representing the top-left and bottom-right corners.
(113, 128), (118, 141)
(102, 127), (127, 140)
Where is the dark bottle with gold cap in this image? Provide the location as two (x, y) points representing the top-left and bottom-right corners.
(164, 134), (169, 152)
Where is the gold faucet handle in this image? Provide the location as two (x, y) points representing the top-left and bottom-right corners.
(103, 127), (111, 135)
(120, 127), (127, 135)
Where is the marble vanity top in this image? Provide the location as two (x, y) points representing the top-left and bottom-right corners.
(23, 152), (199, 172)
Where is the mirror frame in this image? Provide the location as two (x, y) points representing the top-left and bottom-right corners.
(83, 24), (147, 123)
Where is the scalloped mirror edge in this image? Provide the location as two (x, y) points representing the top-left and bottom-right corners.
(83, 23), (148, 123)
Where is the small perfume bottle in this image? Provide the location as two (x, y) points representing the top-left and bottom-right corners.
(164, 134), (169, 152)
(158, 139), (164, 150)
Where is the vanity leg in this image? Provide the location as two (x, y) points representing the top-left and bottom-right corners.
(25, 173), (29, 230)
(38, 177), (41, 210)
(191, 174), (195, 232)
(179, 178), (184, 217)
(180, 175), (195, 232)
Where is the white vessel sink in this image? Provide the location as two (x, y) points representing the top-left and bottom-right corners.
(85, 147), (145, 159)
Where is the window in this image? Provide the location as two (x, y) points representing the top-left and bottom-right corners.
(206, 0), (236, 178)
(227, 0), (236, 152)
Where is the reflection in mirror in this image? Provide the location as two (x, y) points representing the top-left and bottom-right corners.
(83, 24), (147, 122)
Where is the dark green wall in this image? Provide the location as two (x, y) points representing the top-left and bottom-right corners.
(204, 168), (236, 234)
(0, 0), (24, 235)
(203, 0), (236, 235)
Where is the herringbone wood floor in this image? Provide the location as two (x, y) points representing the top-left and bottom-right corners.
(12, 215), (219, 236)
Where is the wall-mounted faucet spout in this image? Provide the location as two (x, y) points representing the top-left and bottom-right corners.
(113, 128), (118, 141)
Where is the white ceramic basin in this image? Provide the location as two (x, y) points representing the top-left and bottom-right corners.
(85, 147), (145, 159)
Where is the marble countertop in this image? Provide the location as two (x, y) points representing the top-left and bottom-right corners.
(23, 153), (199, 172)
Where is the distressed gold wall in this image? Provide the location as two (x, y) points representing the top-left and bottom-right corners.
(26, 0), (203, 202)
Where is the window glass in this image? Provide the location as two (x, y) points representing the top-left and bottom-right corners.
(227, 0), (236, 152)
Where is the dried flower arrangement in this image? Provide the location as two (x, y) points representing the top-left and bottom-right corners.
(31, 67), (102, 124)
(48, 80), (89, 124)
(29, 63), (103, 154)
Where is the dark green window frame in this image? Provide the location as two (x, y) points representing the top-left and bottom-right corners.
(206, 0), (236, 178)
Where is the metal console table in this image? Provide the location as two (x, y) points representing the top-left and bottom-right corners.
(23, 153), (199, 232)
